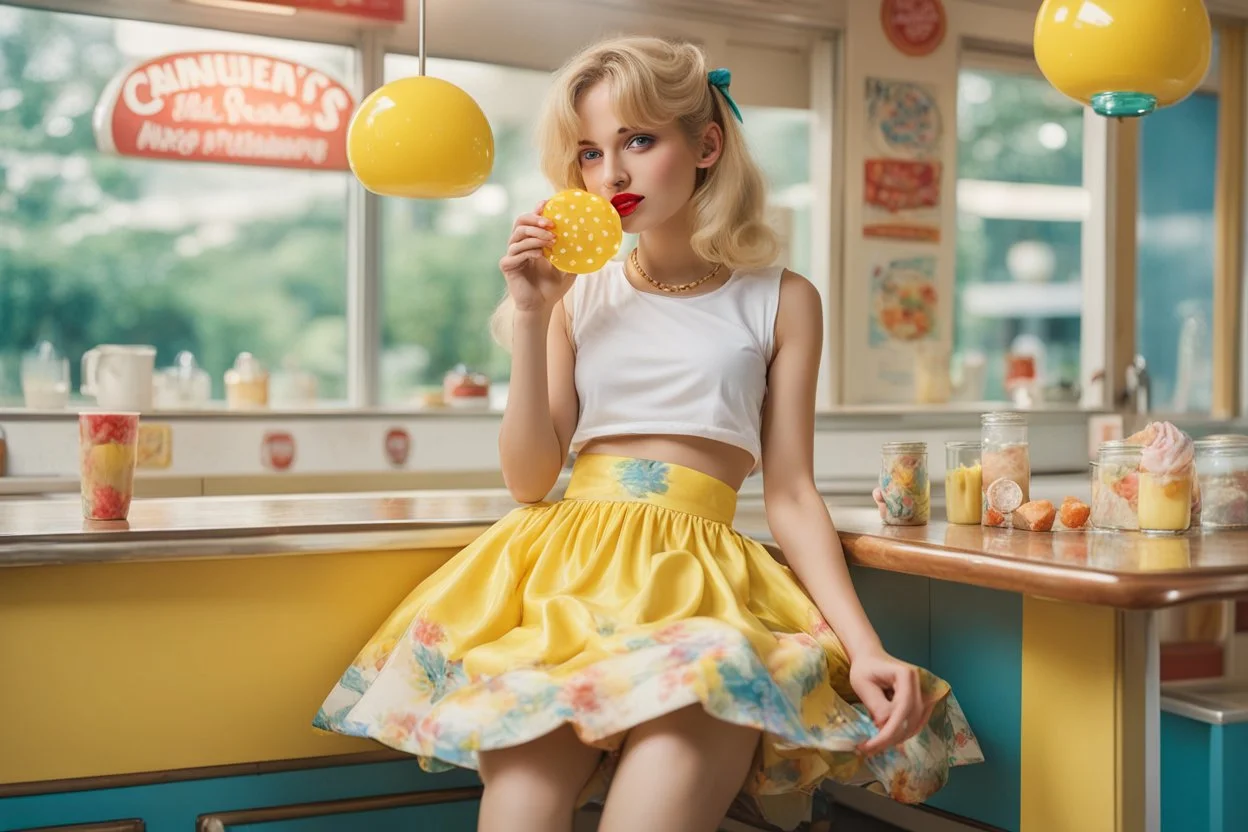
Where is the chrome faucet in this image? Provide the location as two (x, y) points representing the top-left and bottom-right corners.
(1124, 354), (1151, 414)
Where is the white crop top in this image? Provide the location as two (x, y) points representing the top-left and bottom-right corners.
(566, 260), (783, 466)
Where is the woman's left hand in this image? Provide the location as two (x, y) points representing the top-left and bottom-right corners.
(849, 649), (931, 755)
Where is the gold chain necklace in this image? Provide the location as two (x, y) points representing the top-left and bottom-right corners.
(629, 247), (722, 294)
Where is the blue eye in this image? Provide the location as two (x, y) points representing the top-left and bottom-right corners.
(579, 148), (602, 163)
(627, 135), (655, 149)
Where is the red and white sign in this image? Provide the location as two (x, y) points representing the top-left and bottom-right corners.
(266, 0), (404, 21)
(262, 431), (296, 471)
(94, 51), (355, 171)
(881, 0), (947, 57)
(384, 428), (411, 467)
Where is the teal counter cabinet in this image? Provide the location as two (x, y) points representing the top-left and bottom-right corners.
(1161, 681), (1248, 832)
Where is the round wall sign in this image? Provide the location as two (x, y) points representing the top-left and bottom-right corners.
(881, 0), (947, 57)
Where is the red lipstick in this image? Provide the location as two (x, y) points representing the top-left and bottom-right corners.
(611, 193), (644, 217)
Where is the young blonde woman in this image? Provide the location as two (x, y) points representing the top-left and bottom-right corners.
(316, 35), (982, 832)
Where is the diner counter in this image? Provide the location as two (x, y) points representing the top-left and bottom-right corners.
(3, 483), (1245, 609)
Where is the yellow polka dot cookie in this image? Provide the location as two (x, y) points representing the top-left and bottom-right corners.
(540, 189), (623, 275)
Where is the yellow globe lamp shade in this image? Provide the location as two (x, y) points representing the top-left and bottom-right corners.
(348, 75), (494, 199)
(1034, 0), (1212, 118)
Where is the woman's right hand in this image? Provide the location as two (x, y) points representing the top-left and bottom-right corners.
(499, 201), (575, 314)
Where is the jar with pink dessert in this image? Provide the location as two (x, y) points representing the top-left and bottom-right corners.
(1092, 440), (1142, 530)
(981, 412), (1030, 527)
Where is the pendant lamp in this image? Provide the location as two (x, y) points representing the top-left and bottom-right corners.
(1034, 0), (1212, 118)
(347, 0), (494, 197)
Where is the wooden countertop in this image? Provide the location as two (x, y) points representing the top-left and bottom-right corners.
(2, 489), (1245, 609)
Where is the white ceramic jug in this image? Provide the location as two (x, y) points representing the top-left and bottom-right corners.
(81, 345), (156, 411)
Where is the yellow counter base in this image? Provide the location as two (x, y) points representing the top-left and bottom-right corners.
(0, 547), (459, 784)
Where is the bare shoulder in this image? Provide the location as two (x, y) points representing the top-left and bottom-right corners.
(775, 269), (822, 343)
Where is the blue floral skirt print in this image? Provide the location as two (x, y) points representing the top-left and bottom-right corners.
(314, 453), (982, 827)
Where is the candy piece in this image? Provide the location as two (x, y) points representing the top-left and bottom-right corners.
(1015, 500), (1056, 532)
(986, 476), (1024, 514)
(540, 189), (623, 275)
(1058, 496), (1091, 529)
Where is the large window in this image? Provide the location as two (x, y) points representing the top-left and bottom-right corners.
(955, 64), (1085, 403)
(0, 6), (355, 404)
(3, 5), (816, 410)
(1137, 91), (1218, 413)
(378, 54), (816, 405)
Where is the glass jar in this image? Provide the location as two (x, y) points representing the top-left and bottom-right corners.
(945, 441), (982, 525)
(225, 352), (269, 410)
(154, 350), (212, 410)
(879, 442), (930, 526)
(981, 412), (1030, 526)
(1194, 435), (1248, 529)
(21, 340), (70, 409)
(444, 364), (491, 410)
(1092, 440), (1142, 530)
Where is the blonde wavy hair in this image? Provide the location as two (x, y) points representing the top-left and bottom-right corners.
(490, 35), (778, 348)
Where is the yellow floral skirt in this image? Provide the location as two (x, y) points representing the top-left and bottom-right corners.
(314, 453), (982, 824)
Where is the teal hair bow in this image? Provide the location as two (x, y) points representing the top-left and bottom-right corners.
(707, 67), (744, 124)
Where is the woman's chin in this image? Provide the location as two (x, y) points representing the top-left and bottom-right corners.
(620, 207), (656, 235)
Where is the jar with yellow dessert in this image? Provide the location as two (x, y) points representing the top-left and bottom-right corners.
(1136, 423), (1196, 534)
(945, 441), (982, 525)
(879, 442), (930, 526)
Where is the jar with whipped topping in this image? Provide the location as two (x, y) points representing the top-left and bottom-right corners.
(981, 412), (1030, 526)
(879, 442), (930, 526)
(1092, 440), (1142, 530)
(1195, 435), (1248, 529)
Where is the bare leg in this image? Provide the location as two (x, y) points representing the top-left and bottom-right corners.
(598, 705), (761, 832)
(477, 724), (604, 832)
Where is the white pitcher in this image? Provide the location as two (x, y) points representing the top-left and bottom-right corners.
(81, 345), (156, 411)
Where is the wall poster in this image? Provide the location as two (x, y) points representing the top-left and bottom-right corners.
(863, 77), (944, 242)
(868, 252), (938, 346)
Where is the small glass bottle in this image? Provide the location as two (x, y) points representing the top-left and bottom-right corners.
(1194, 435), (1248, 529)
(154, 351), (212, 409)
(1092, 440), (1143, 530)
(981, 412), (1030, 526)
(945, 441), (982, 525)
(879, 441), (930, 526)
(225, 352), (270, 410)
